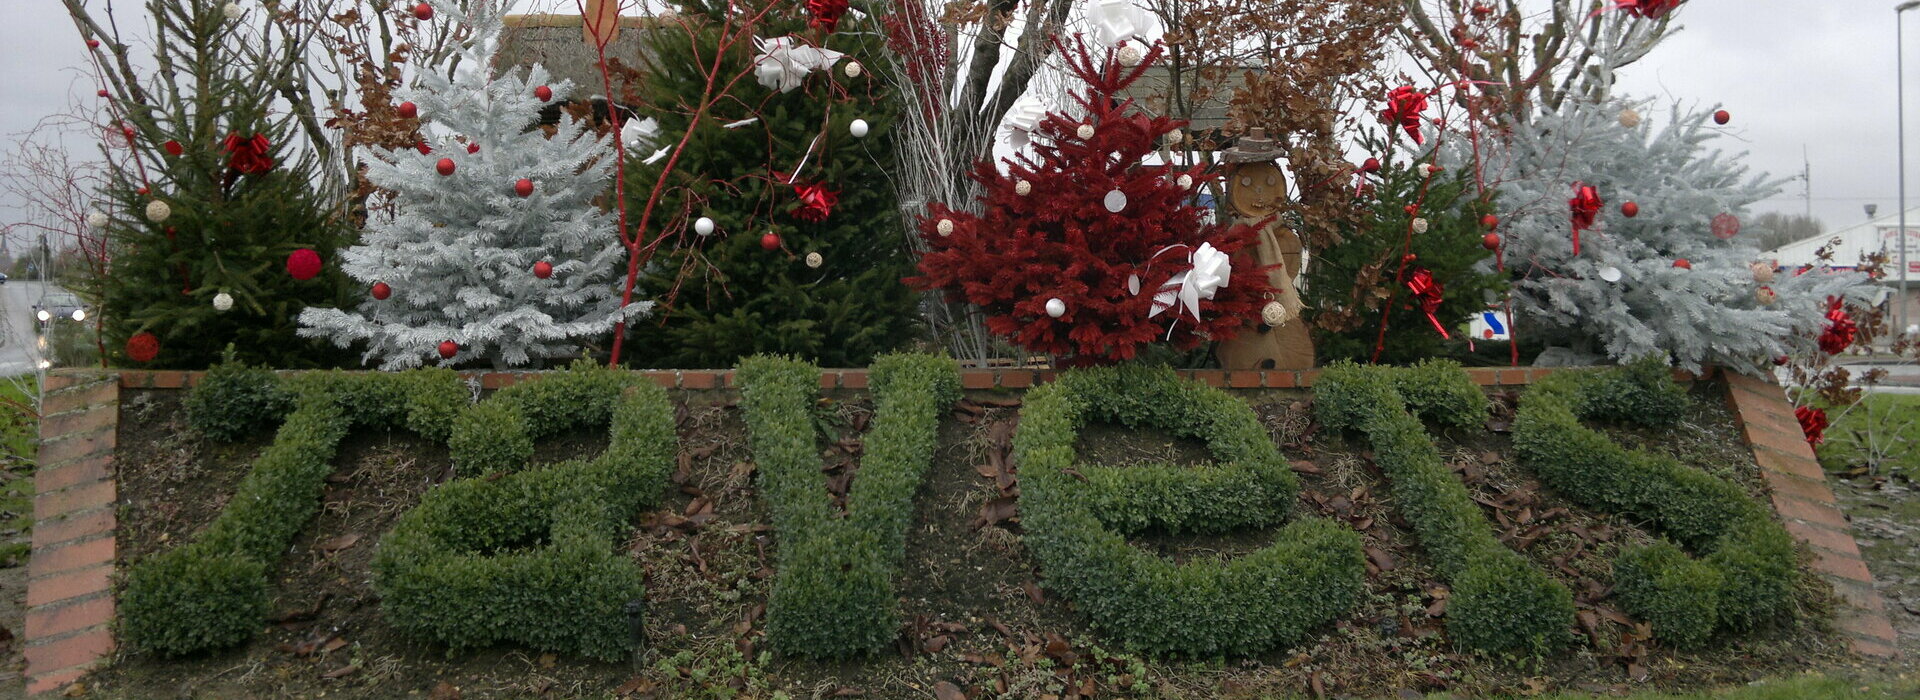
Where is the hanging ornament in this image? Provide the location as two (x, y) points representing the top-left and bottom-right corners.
(761, 232), (783, 250)
(790, 181), (839, 222)
(286, 248), (323, 281)
(1165, 130), (1185, 145)
(163, 140), (184, 157)
(935, 218), (954, 237)
(1015, 180), (1033, 196)
(805, 252), (824, 269)
(1117, 44), (1144, 67)
(467, 142), (480, 154)
(438, 340), (459, 359)
(1361, 157), (1382, 173)
(1176, 174), (1194, 190)
(1405, 268), (1450, 338)
(1755, 286), (1777, 305)
(1621, 201), (1639, 218)
(1795, 405), (1829, 445)
(1711, 213), (1741, 240)
(1045, 298), (1067, 319)
(1598, 266), (1623, 283)
(398, 101), (419, 119)
(415, 141), (432, 155)
(1672, 258), (1692, 270)
(844, 61), (863, 78)
(145, 200), (171, 223)
(1380, 86), (1429, 144)
(137, 186), (150, 195)
(805, 0), (850, 32)
(413, 2), (434, 20)
(222, 3), (244, 19)
(125, 332), (160, 363)
(1750, 261), (1776, 283)
(223, 133), (274, 175)
(694, 217), (716, 236)
(849, 119), (870, 138)
(1713, 109), (1731, 125)
(371, 281), (392, 300)
(1103, 190), (1128, 213)
(1261, 300), (1293, 328)
(1077, 123), (1096, 139)
(533, 261), (553, 279)
(1411, 218), (1429, 234)
(86, 39), (99, 49)
(515, 178), (535, 197)
(86, 211), (109, 229)
(1147, 243), (1233, 324)
(1774, 355), (1791, 366)
(1819, 297), (1857, 354)
(1568, 183), (1602, 256)
(1418, 163), (1440, 177)
(97, 89), (108, 98)
(1481, 214), (1499, 229)
(534, 85), (553, 102)
(1619, 108), (1642, 128)
(437, 158), (456, 176)
(1482, 233), (1501, 250)
(212, 292), (233, 311)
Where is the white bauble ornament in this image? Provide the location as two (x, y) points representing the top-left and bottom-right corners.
(86, 211), (108, 229)
(1750, 261), (1776, 284)
(694, 216), (716, 236)
(936, 218), (954, 236)
(805, 252), (823, 269)
(222, 2), (244, 19)
(1076, 124), (1096, 139)
(844, 61), (863, 78)
(1045, 298), (1067, 318)
(1619, 108), (1642, 128)
(850, 119), (870, 138)
(1177, 174), (1194, 189)
(1598, 266), (1623, 283)
(1117, 45), (1143, 67)
(1756, 286), (1778, 305)
(1103, 189), (1127, 213)
(212, 292), (234, 311)
(145, 199), (171, 223)
(1412, 218), (1429, 234)
(1014, 180), (1032, 196)
(1262, 301), (1291, 327)
(1165, 130), (1184, 145)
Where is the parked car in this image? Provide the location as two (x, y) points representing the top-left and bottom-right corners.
(0, 272), (9, 284)
(32, 291), (88, 322)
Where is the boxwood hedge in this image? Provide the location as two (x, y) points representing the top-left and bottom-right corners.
(184, 345), (295, 442)
(1514, 361), (1799, 647)
(120, 369), (467, 656)
(735, 353), (961, 658)
(1015, 365), (1364, 658)
(1316, 360), (1574, 657)
(372, 363), (676, 660)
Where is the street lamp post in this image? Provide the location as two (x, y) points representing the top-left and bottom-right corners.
(1900, 1), (1920, 334)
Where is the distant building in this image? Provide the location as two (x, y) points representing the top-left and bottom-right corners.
(1764, 206), (1920, 332)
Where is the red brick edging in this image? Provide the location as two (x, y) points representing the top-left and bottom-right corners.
(1723, 372), (1900, 658)
(24, 373), (120, 696)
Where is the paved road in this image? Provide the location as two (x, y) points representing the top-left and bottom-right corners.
(0, 281), (57, 377)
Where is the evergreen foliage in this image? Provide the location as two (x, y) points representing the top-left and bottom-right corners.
(184, 345), (293, 442)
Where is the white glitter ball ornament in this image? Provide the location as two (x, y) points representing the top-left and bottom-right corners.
(1619, 108), (1642, 128)
(1014, 180), (1032, 196)
(145, 200), (171, 223)
(936, 218), (954, 236)
(1262, 301), (1292, 327)
(1117, 45), (1143, 66)
(86, 211), (109, 229)
(212, 292), (234, 311)
(844, 62), (863, 78)
(1177, 174), (1194, 189)
(1045, 298), (1067, 318)
(805, 252), (823, 269)
(222, 3), (244, 19)
(1076, 124), (1096, 139)
(1412, 218), (1429, 234)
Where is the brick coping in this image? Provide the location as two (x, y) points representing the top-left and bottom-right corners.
(22, 365), (1896, 695)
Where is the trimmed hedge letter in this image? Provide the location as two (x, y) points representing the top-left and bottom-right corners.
(1514, 361), (1798, 648)
(1016, 366), (1365, 658)
(121, 370), (468, 656)
(1316, 360), (1575, 656)
(374, 363), (677, 660)
(735, 353), (961, 658)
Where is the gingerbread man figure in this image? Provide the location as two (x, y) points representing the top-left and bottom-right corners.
(1215, 129), (1314, 371)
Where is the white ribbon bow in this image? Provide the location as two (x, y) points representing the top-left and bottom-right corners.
(753, 36), (845, 93)
(1147, 243), (1231, 322)
(1001, 97), (1049, 149)
(1088, 0), (1156, 46)
(620, 117), (670, 164)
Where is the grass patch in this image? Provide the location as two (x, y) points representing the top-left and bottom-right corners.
(1816, 393), (1920, 475)
(1, 376), (38, 566)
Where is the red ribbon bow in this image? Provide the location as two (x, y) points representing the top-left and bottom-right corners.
(806, 0), (849, 32)
(1568, 183), (1602, 256)
(223, 133), (274, 175)
(1794, 405), (1829, 446)
(791, 181), (840, 223)
(1380, 86), (1428, 145)
(1818, 296), (1856, 355)
(1607, 0), (1683, 19)
(1405, 267), (1450, 339)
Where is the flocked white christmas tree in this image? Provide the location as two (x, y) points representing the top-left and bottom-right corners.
(1444, 98), (1873, 373)
(299, 0), (646, 369)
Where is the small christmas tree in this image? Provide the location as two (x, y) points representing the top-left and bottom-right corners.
(1446, 99), (1871, 372)
(300, 0), (644, 369)
(908, 40), (1272, 365)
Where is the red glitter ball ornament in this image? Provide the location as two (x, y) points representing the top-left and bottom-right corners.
(437, 158), (456, 176)
(397, 101), (419, 119)
(371, 282), (392, 300)
(413, 3), (433, 21)
(761, 232), (782, 251)
(1482, 233), (1502, 250)
(286, 248), (323, 280)
(533, 261), (553, 279)
(163, 140), (184, 157)
(1361, 157), (1382, 173)
(535, 85), (553, 102)
(1621, 201), (1639, 218)
(1713, 109), (1731, 125)
(1672, 258), (1691, 269)
(515, 179), (534, 197)
(125, 332), (160, 363)
(1712, 212), (1741, 240)
(1481, 214), (1499, 229)
(86, 39), (100, 49)
(438, 340), (458, 359)
(97, 89), (108, 97)
(467, 142), (479, 154)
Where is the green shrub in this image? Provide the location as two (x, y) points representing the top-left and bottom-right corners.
(448, 360), (642, 475)
(1514, 365), (1800, 646)
(1316, 361), (1573, 657)
(373, 374), (676, 660)
(1016, 365), (1364, 658)
(120, 369), (467, 656)
(184, 345), (294, 442)
(735, 353), (961, 658)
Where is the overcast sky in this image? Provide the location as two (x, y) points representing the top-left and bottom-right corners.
(0, 0), (1911, 239)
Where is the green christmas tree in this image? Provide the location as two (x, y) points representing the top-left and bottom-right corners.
(89, 0), (351, 368)
(618, 0), (918, 368)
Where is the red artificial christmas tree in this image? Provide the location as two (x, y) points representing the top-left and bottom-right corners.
(908, 39), (1272, 365)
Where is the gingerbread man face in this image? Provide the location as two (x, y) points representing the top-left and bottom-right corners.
(1227, 162), (1288, 218)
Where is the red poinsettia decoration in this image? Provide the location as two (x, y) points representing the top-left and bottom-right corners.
(223, 133), (274, 175)
(1818, 296), (1857, 355)
(1568, 183), (1603, 256)
(1380, 86), (1428, 144)
(1612, 0), (1683, 19)
(790, 181), (839, 222)
(1795, 405), (1829, 445)
(806, 0), (849, 32)
(1404, 268), (1449, 339)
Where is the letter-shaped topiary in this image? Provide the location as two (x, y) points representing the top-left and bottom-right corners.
(735, 353), (962, 658)
(373, 362), (677, 660)
(1316, 360), (1575, 657)
(1015, 365), (1366, 658)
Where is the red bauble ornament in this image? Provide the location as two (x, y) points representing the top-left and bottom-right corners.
(467, 142), (480, 154)
(1773, 355), (1791, 366)
(397, 101), (419, 119)
(533, 261), (553, 279)
(163, 140), (184, 157)
(1712, 213), (1740, 240)
(1361, 157), (1382, 173)
(1380, 86), (1429, 145)
(761, 232), (782, 250)
(413, 3), (433, 21)
(436, 158), (456, 176)
(1621, 201), (1639, 218)
(286, 248), (323, 281)
(1482, 233), (1502, 250)
(415, 141), (432, 155)
(514, 178), (534, 197)
(534, 85), (553, 102)
(1713, 109), (1731, 125)
(438, 340), (459, 359)
(1672, 258), (1692, 269)
(86, 39), (100, 49)
(1481, 214), (1499, 229)
(371, 282), (392, 300)
(125, 332), (160, 363)
(137, 186), (150, 195)
(97, 89), (108, 98)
